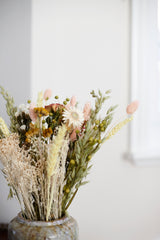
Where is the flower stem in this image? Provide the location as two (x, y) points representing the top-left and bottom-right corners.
(65, 188), (78, 211)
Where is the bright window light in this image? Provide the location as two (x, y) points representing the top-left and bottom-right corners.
(130, 0), (160, 165)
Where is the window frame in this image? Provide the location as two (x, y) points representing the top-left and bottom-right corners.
(129, 0), (160, 166)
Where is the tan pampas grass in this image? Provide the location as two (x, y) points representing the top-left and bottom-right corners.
(0, 134), (49, 220)
(0, 130), (69, 221)
(3, 159), (38, 220)
(0, 134), (39, 220)
(0, 134), (20, 166)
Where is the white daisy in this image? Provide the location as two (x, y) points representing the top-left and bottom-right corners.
(63, 107), (84, 128)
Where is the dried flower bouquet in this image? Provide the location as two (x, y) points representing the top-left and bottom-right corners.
(0, 86), (138, 221)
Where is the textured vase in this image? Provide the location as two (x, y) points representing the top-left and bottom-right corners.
(8, 212), (79, 240)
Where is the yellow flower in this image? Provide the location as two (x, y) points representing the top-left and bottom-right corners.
(34, 107), (49, 117)
(25, 127), (39, 143)
(42, 128), (53, 138)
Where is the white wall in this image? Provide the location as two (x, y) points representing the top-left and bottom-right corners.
(1, 1), (160, 240)
(31, 1), (160, 240)
(0, 0), (31, 222)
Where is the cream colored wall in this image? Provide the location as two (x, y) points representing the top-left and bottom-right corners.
(1, 0), (160, 240)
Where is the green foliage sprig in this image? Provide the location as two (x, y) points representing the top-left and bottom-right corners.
(0, 86), (17, 132)
(62, 90), (118, 213)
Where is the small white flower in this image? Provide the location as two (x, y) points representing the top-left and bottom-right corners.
(19, 104), (26, 111)
(16, 104), (30, 117)
(20, 125), (26, 131)
(63, 107), (84, 128)
(25, 109), (29, 115)
(42, 122), (48, 129)
(15, 112), (19, 117)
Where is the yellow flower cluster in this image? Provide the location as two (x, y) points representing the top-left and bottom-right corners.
(25, 127), (39, 143)
(0, 117), (9, 137)
(47, 124), (67, 177)
(106, 116), (133, 140)
(42, 128), (53, 138)
(34, 107), (49, 118)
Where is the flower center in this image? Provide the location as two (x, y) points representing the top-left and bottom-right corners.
(71, 112), (79, 120)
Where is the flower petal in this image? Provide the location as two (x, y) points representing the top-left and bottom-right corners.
(126, 100), (139, 114)
(29, 103), (37, 122)
(83, 102), (91, 121)
(70, 96), (76, 107)
(44, 89), (52, 100)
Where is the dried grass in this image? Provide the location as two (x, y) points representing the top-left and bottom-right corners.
(0, 132), (69, 221)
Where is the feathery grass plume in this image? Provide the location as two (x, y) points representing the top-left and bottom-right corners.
(0, 117), (9, 138)
(3, 159), (38, 220)
(0, 134), (19, 166)
(37, 91), (44, 107)
(0, 86), (17, 132)
(47, 124), (67, 177)
(46, 124), (68, 220)
(51, 137), (69, 219)
(0, 133), (39, 220)
(104, 116), (133, 141)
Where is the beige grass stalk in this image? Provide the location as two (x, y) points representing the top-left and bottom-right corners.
(37, 91), (43, 107)
(27, 137), (48, 220)
(57, 138), (69, 218)
(51, 138), (69, 219)
(0, 117), (9, 137)
(104, 116), (133, 141)
(46, 124), (67, 221)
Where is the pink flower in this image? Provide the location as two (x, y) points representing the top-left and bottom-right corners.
(44, 89), (52, 100)
(70, 96), (76, 106)
(70, 127), (80, 141)
(45, 103), (64, 112)
(126, 100), (139, 114)
(29, 103), (37, 122)
(70, 129), (77, 141)
(83, 102), (91, 121)
(67, 96), (77, 109)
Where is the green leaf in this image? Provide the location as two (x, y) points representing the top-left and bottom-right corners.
(71, 168), (76, 178)
(80, 181), (89, 186)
